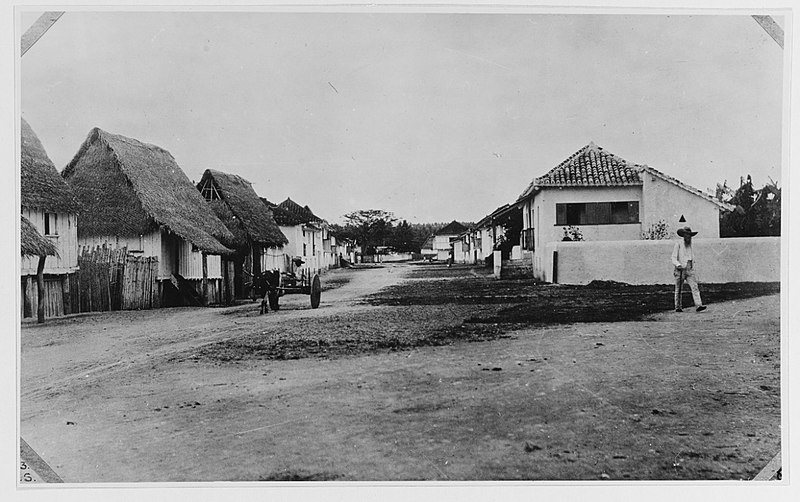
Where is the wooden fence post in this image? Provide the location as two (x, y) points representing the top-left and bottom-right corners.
(201, 253), (209, 306)
(552, 250), (558, 284)
(36, 256), (46, 323)
(61, 275), (71, 315)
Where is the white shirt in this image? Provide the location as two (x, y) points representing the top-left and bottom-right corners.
(671, 241), (694, 268)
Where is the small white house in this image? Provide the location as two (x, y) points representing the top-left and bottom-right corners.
(515, 142), (733, 280)
(432, 221), (468, 261)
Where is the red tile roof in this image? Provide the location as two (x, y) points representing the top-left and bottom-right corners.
(518, 142), (643, 200)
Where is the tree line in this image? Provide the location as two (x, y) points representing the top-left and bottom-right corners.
(716, 175), (781, 237)
(329, 209), (472, 254)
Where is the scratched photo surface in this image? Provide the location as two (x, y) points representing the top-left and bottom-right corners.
(18, 9), (784, 485)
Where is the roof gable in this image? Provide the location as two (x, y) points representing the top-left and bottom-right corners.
(639, 165), (734, 210)
(435, 220), (468, 236)
(63, 128), (234, 255)
(518, 142), (643, 200)
(199, 170), (288, 248)
(21, 118), (80, 213)
(516, 142), (731, 210)
(278, 197), (324, 225)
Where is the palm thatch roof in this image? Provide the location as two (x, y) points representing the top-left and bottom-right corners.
(21, 118), (80, 213)
(198, 170), (288, 249)
(62, 128), (234, 255)
(21, 215), (58, 257)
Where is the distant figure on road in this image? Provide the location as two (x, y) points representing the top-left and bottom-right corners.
(672, 226), (707, 313)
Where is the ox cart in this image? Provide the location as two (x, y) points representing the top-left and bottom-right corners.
(253, 263), (321, 313)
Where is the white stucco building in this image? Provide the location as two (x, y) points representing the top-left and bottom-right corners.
(433, 221), (468, 261)
(516, 142), (732, 280)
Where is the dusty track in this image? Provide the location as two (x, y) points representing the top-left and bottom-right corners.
(20, 263), (780, 482)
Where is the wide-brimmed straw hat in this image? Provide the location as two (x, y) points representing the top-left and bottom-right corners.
(677, 226), (698, 237)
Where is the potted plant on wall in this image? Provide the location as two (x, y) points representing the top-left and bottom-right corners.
(562, 226), (584, 242)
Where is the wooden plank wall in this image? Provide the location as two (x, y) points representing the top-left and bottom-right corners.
(187, 278), (223, 305)
(21, 275), (72, 319)
(21, 274), (69, 318)
(20, 208), (79, 275)
(76, 246), (160, 313)
(177, 239), (223, 279)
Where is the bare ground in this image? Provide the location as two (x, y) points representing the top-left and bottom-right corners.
(20, 263), (780, 482)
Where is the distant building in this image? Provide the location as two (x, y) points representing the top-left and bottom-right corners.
(472, 204), (514, 263)
(433, 220), (468, 261)
(262, 197), (335, 273)
(420, 235), (437, 260)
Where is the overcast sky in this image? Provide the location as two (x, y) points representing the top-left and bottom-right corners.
(20, 10), (785, 224)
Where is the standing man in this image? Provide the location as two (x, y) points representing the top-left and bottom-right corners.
(672, 226), (707, 312)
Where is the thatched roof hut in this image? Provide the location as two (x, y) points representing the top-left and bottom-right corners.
(62, 128), (234, 255)
(21, 118), (80, 213)
(20, 215), (58, 257)
(197, 169), (288, 249)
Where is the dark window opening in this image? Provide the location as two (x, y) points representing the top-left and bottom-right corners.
(522, 228), (535, 250)
(44, 213), (58, 236)
(556, 202), (639, 225)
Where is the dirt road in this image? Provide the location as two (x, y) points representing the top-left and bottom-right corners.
(20, 263), (780, 482)
(21, 264), (408, 401)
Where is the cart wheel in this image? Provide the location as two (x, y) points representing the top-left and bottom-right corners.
(268, 291), (280, 311)
(310, 274), (321, 309)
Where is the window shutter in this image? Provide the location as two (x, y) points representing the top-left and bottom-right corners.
(587, 203), (611, 224)
(556, 204), (567, 225)
(629, 202), (640, 222)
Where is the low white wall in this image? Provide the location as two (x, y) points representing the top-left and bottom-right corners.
(543, 237), (780, 285)
(383, 253), (413, 262)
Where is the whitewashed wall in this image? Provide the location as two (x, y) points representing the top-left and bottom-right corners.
(531, 185), (643, 254)
(176, 239), (222, 279)
(433, 235), (452, 252)
(261, 246), (286, 272)
(279, 225), (301, 258)
(21, 208), (79, 275)
(641, 173), (722, 238)
(475, 228), (490, 260)
(542, 237), (780, 285)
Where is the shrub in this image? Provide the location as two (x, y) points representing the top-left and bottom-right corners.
(641, 220), (670, 240)
(562, 226), (584, 241)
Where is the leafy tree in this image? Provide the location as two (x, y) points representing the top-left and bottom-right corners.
(718, 175), (781, 237)
(389, 220), (417, 253)
(339, 209), (397, 254)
